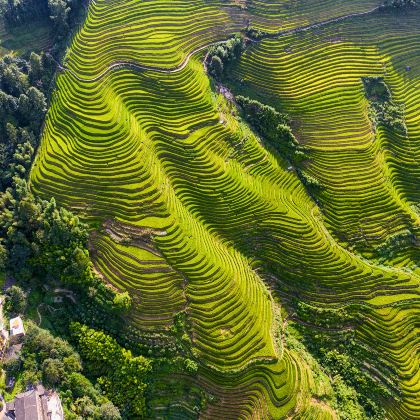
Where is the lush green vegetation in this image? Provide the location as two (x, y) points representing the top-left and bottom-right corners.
(71, 323), (151, 418)
(206, 35), (245, 79)
(0, 53), (53, 190)
(384, 0), (417, 8)
(2, 319), (122, 419)
(363, 76), (407, 134)
(0, 0), (81, 37)
(0, 0), (417, 419)
(235, 95), (309, 163)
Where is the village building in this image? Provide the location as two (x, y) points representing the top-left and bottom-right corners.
(9, 317), (25, 344)
(5, 385), (64, 420)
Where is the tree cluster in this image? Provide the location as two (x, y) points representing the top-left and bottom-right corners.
(363, 76), (407, 134)
(4, 284), (27, 314)
(374, 229), (415, 260)
(235, 95), (308, 162)
(71, 323), (152, 418)
(0, 0), (48, 27)
(3, 321), (121, 419)
(289, 300), (398, 419)
(206, 35), (245, 80)
(0, 179), (92, 284)
(0, 53), (55, 190)
(384, 0), (417, 8)
(244, 27), (268, 41)
(0, 0), (80, 36)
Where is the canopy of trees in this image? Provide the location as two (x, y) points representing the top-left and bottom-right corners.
(235, 95), (308, 162)
(0, 0), (79, 36)
(206, 35), (245, 79)
(0, 54), (54, 190)
(363, 77), (407, 134)
(0, 179), (93, 284)
(71, 323), (152, 418)
(384, 0), (417, 8)
(3, 321), (121, 419)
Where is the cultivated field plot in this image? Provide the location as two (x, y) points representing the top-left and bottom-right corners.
(31, 0), (419, 418)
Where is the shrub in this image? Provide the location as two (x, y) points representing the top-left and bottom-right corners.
(362, 77), (407, 134)
(206, 35), (245, 79)
(384, 0), (417, 8)
(112, 291), (132, 312)
(5, 285), (27, 314)
(184, 358), (198, 374)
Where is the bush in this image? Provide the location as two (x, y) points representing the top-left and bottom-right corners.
(245, 27), (268, 40)
(96, 401), (122, 420)
(5, 285), (27, 314)
(206, 35), (245, 79)
(71, 322), (152, 418)
(112, 291), (132, 312)
(184, 358), (198, 374)
(384, 0), (417, 8)
(362, 77), (407, 134)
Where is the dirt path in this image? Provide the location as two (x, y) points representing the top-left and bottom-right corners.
(36, 303), (43, 325)
(54, 5), (382, 83)
(260, 6), (381, 40)
(53, 41), (222, 82)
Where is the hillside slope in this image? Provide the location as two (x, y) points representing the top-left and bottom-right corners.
(30, 0), (419, 418)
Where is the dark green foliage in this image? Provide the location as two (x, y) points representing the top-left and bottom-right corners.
(5, 284), (27, 314)
(375, 229), (415, 260)
(236, 95), (288, 136)
(384, 0), (417, 8)
(112, 291), (132, 312)
(297, 169), (323, 191)
(206, 35), (245, 79)
(3, 356), (21, 376)
(236, 95), (311, 165)
(2, 321), (120, 418)
(0, 0), (81, 37)
(362, 77), (407, 134)
(71, 322), (152, 418)
(363, 76), (391, 102)
(244, 26), (268, 40)
(184, 358), (198, 374)
(0, 0), (49, 27)
(0, 242), (6, 269)
(0, 55), (50, 190)
(289, 301), (396, 419)
(296, 301), (352, 328)
(0, 179), (93, 285)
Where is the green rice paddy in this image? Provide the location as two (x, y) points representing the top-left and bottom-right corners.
(30, 0), (419, 417)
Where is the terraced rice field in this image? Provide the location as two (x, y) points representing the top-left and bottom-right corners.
(223, 0), (382, 32)
(30, 0), (419, 418)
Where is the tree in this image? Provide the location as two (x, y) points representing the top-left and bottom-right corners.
(112, 291), (132, 312)
(0, 91), (17, 119)
(96, 401), (122, 420)
(5, 285), (27, 314)
(74, 396), (96, 418)
(42, 358), (65, 386)
(18, 86), (47, 128)
(384, 0), (417, 7)
(0, 242), (6, 270)
(29, 52), (43, 84)
(1, 63), (28, 96)
(48, 0), (70, 34)
(184, 358), (198, 373)
(209, 56), (223, 79)
(0, 0), (49, 27)
(71, 323), (152, 418)
(66, 372), (99, 400)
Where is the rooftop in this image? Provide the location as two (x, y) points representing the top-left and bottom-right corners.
(9, 317), (25, 336)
